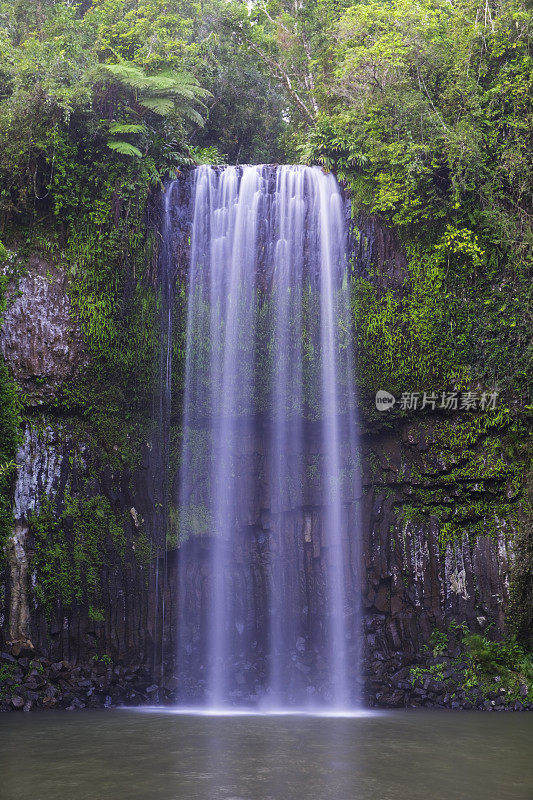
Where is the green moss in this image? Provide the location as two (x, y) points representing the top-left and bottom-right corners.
(168, 501), (211, 547)
(0, 662), (20, 699)
(508, 472), (533, 648)
(88, 606), (105, 623)
(351, 243), (463, 402)
(379, 410), (529, 553)
(0, 271), (22, 563)
(29, 493), (128, 618)
(133, 529), (152, 570)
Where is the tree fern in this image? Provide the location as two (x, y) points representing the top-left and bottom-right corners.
(100, 61), (210, 124)
(138, 97), (175, 116)
(181, 106), (206, 127)
(101, 63), (151, 90)
(107, 140), (143, 158)
(109, 122), (146, 134)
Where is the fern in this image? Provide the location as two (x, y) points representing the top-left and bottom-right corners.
(109, 122), (146, 134)
(107, 140), (143, 158)
(101, 63), (150, 90)
(181, 106), (206, 127)
(138, 97), (175, 116)
(99, 61), (210, 125)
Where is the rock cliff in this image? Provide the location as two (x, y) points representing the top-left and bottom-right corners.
(0, 188), (529, 711)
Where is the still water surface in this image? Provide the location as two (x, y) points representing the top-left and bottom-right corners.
(1, 709), (532, 800)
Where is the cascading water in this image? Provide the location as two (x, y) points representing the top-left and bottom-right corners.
(175, 165), (361, 711)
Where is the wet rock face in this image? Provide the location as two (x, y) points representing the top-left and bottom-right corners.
(350, 211), (407, 288)
(155, 411), (516, 706)
(3, 409), (515, 708)
(0, 249), (163, 675)
(5, 522), (31, 646)
(0, 417), (160, 667)
(359, 418), (515, 668)
(13, 423), (66, 522)
(1, 255), (87, 404)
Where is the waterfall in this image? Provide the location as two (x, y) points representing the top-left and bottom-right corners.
(151, 182), (176, 674)
(175, 165), (361, 710)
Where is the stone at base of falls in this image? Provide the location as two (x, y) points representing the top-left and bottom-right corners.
(1, 648), (531, 712)
(0, 649), (159, 712)
(8, 640), (34, 659)
(365, 650), (533, 711)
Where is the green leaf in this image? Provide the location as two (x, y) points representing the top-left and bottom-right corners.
(181, 106), (205, 126)
(100, 63), (150, 90)
(109, 123), (146, 134)
(107, 140), (143, 158)
(138, 97), (175, 115)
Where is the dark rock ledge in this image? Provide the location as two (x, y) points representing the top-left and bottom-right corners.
(368, 668), (532, 712)
(363, 652), (533, 712)
(0, 647), (169, 713)
(2, 647), (531, 712)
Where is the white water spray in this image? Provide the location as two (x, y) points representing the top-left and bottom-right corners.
(176, 165), (361, 710)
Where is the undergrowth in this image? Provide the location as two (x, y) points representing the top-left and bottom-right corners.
(410, 622), (533, 704)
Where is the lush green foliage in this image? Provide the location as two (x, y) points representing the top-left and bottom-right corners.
(0, 246), (21, 558)
(0, 0), (288, 431)
(305, 0), (531, 397)
(2, 2), (528, 402)
(0, 0), (214, 226)
(411, 622), (533, 704)
(0, 0), (290, 223)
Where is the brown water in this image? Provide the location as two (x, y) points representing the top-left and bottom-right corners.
(1, 709), (532, 800)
